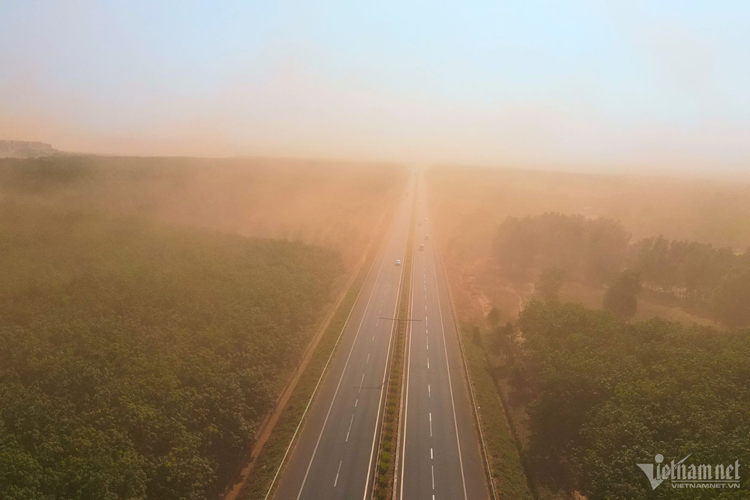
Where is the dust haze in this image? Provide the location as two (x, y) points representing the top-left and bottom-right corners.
(2, 2), (750, 500)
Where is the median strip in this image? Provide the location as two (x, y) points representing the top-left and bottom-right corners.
(372, 183), (417, 500)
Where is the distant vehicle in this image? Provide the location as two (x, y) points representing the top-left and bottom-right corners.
(425, 235), (430, 240)
(395, 259), (401, 266)
(419, 244), (425, 251)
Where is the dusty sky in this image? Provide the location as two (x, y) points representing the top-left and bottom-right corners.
(1, 1), (749, 174)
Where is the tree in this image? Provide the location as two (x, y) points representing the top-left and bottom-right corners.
(486, 307), (501, 327)
(713, 269), (750, 328)
(491, 322), (517, 361)
(536, 267), (565, 301)
(603, 270), (641, 318)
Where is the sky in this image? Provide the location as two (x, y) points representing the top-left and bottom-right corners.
(1, 0), (749, 173)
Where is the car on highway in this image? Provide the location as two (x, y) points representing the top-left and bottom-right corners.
(395, 259), (401, 266)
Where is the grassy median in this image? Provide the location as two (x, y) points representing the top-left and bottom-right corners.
(372, 187), (416, 500)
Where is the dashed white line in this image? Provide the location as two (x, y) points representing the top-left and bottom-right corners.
(432, 465), (435, 489)
(358, 373), (365, 392)
(427, 357), (430, 369)
(429, 412), (433, 436)
(355, 398), (358, 408)
(428, 384), (431, 397)
(366, 353), (370, 364)
(334, 460), (342, 487)
(346, 414), (355, 442)
(431, 447), (434, 460)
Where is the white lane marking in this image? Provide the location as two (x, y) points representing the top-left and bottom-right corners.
(432, 465), (435, 489)
(429, 412), (433, 436)
(359, 373), (365, 392)
(346, 414), (355, 442)
(427, 338), (429, 350)
(431, 447), (434, 460)
(427, 357), (430, 369)
(366, 353), (370, 364)
(362, 232), (409, 500)
(355, 399), (358, 407)
(428, 384), (431, 397)
(399, 265), (415, 500)
(334, 460), (342, 487)
(284, 216), (392, 500)
(430, 241), (469, 500)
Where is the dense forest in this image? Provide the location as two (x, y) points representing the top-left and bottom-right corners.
(493, 213), (750, 327)
(510, 301), (750, 499)
(0, 202), (342, 499)
(0, 156), (402, 268)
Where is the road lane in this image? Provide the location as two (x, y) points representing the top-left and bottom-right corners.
(273, 176), (415, 500)
(399, 173), (490, 500)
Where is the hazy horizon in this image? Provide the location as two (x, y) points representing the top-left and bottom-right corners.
(2, 1), (749, 174)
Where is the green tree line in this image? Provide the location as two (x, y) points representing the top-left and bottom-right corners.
(494, 213), (750, 326)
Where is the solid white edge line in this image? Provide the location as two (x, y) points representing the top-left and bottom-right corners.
(430, 208), (469, 500)
(292, 212), (398, 500)
(362, 198), (412, 500)
(397, 246), (415, 500)
(261, 205), (391, 500)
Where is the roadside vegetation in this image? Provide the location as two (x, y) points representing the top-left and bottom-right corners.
(0, 156), (403, 268)
(0, 204), (342, 499)
(429, 165), (750, 499)
(493, 213), (750, 326)
(0, 157), (403, 499)
(513, 301), (750, 498)
(459, 322), (534, 499)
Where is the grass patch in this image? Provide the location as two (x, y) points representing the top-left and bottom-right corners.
(459, 326), (534, 500)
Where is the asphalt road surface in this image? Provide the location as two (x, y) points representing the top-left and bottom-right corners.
(274, 176), (414, 500)
(398, 173), (490, 500)
(273, 172), (489, 500)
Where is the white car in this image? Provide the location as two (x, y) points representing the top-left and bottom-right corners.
(395, 259), (401, 266)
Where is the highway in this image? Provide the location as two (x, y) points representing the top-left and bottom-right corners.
(273, 172), (489, 500)
(273, 176), (414, 500)
(398, 173), (490, 500)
